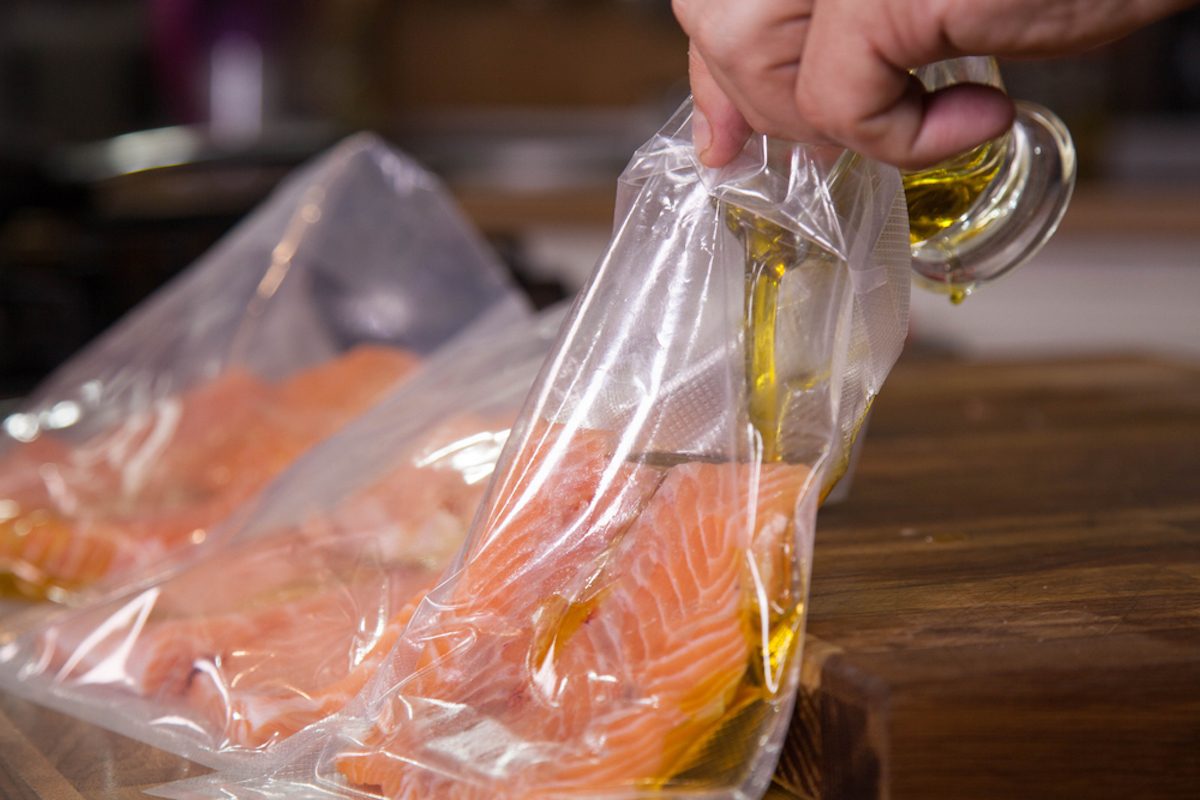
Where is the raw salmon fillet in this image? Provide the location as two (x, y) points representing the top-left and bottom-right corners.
(38, 531), (442, 752)
(0, 370), (277, 597)
(276, 346), (419, 432)
(336, 456), (809, 799)
(0, 346), (417, 598)
(182, 583), (433, 750)
(33, 412), (505, 753)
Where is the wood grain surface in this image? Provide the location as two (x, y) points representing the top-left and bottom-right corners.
(0, 692), (208, 799)
(1, 356), (1197, 798)
(773, 356), (1200, 800)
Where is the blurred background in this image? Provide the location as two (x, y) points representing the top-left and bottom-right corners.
(1, 0), (1198, 399)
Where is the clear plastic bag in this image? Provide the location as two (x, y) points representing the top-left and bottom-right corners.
(0, 133), (524, 604)
(0, 306), (565, 769)
(162, 101), (909, 799)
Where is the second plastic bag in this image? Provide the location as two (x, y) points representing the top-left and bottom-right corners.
(163, 101), (910, 799)
(0, 307), (565, 769)
(0, 134), (524, 605)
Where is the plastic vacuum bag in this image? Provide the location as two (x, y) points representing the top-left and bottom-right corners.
(0, 306), (564, 769)
(162, 100), (910, 799)
(0, 133), (524, 604)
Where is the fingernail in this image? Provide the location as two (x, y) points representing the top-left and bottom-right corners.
(692, 108), (712, 159)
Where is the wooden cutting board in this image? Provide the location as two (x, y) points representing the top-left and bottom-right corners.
(1, 356), (1197, 798)
(772, 356), (1200, 800)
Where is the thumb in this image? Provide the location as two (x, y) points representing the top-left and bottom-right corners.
(688, 44), (754, 168)
(906, 83), (1016, 167)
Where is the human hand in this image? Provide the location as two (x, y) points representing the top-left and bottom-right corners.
(674, 0), (1194, 169)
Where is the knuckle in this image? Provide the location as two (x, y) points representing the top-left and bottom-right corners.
(688, 7), (751, 69)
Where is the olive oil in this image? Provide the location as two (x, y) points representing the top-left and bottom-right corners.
(725, 206), (811, 464)
(917, 279), (975, 306)
(745, 257), (789, 463)
(0, 572), (64, 603)
(644, 206), (820, 790)
(528, 591), (610, 678)
(0, 510), (100, 602)
(902, 137), (1007, 244)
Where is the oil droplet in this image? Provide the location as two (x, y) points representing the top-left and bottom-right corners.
(765, 603), (806, 678)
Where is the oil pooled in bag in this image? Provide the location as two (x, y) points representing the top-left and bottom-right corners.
(658, 602), (807, 790)
(625, 207), (817, 790)
(902, 138), (1006, 243)
(0, 510), (103, 602)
